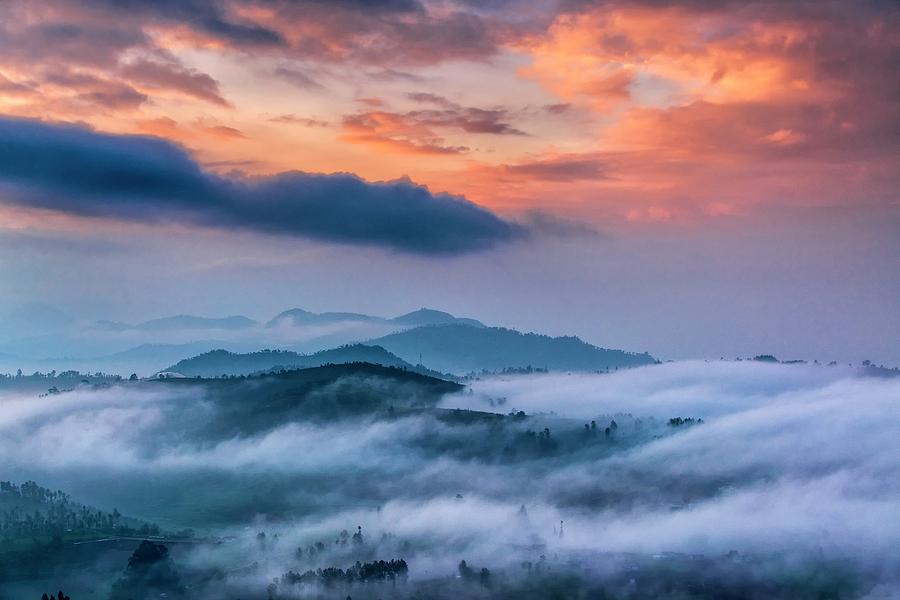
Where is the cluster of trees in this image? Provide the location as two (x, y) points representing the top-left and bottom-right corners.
(506, 418), (635, 459)
(520, 427), (558, 453)
(458, 559), (492, 587)
(1, 370), (120, 380)
(668, 417), (704, 427)
(39, 592), (70, 600)
(0, 481), (159, 540)
(274, 558), (409, 593)
(297, 526), (365, 561)
(109, 540), (183, 600)
(583, 419), (621, 437)
(0, 370), (122, 396)
(464, 365), (550, 379)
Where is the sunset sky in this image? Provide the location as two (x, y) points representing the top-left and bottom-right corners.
(1, 0), (898, 363)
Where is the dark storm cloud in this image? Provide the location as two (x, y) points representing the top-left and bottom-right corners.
(0, 117), (523, 255)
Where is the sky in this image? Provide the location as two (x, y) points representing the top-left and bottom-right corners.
(0, 0), (898, 364)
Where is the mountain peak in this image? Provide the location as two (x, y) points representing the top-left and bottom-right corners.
(266, 308), (381, 327)
(391, 308), (484, 328)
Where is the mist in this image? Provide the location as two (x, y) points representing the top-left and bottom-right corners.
(2, 360), (897, 598)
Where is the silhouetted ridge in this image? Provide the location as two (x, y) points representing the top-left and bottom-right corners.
(390, 308), (484, 328)
(163, 343), (449, 379)
(266, 308), (383, 327)
(370, 324), (655, 374)
(152, 362), (462, 433)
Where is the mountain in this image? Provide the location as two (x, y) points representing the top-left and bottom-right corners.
(390, 308), (484, 328)
(164, 343), (449, 379)
(266, 308), (382, 327)
(153, 362), (463, 434)
(264, 308), (485, 352)
(370, 324), (656, 374)
(267, 307), (483, 329)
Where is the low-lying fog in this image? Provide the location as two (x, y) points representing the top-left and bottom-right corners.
(1, 361), (897, 598)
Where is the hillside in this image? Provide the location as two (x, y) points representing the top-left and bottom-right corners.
(370, 324), (656, 374)
(153, 362), (464, 434)
(390, 308), (484, 328)
(164, 343), (450, 379)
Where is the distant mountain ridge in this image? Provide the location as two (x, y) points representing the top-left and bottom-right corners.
(87, 307), (484, 335)
(391, 308), (484, 328)
(4, 307), (655, 378)
(267, 307), (484, 329)
(164, 343), (450, 379)
(370, 324), (656, 374)
(266, 308), (383, 327)
(92, 315), (257, 332)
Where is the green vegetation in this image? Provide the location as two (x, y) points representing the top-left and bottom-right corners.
(0, 481), (162, 584)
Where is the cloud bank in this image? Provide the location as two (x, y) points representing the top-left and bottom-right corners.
(2, 363), (897, 581)
(0, 116), (523, 254)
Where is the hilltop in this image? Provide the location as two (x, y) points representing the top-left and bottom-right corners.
(370, 324), (656, 374)
(152, 362), (463, 435)
(163, 343), (450, 379)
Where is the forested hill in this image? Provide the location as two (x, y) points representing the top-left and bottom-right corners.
(152, 362), (464, 435)
(0, 480), (160, 535)
(163, 344), (449, 379)
(370, 324), (656, 374)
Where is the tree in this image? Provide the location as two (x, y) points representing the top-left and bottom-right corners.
(458, 559), (473, 579)
(109, 540), (183, 599)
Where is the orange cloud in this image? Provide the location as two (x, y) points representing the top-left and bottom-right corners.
(341, 111), (469, 155)
(488, 1), (899, 222)
(199, 124), (246, 140)
(517, 6), (835, 112)
(0, 0), (894, 233)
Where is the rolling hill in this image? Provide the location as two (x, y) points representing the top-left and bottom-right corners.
(266, 306), (483, 329)
(370, 324), (656, 374)
(266, 308), (383, 327)
(163, 343), (449, 379)
(389, 308), (484, 328)
(153, 362), (464, 433)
